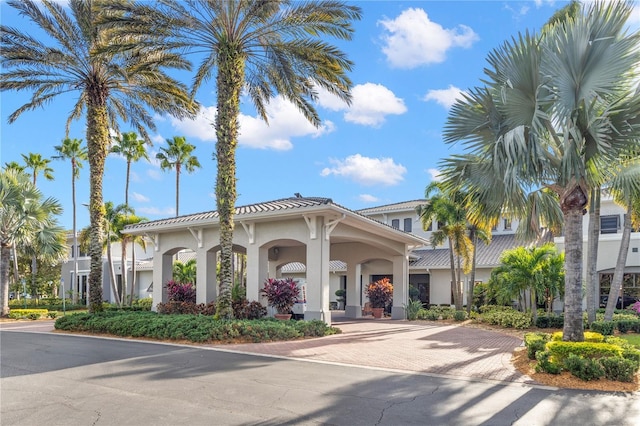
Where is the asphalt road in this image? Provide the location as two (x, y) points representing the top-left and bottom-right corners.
(1, 329), (639, 426)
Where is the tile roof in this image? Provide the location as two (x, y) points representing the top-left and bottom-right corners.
(281, 260), (347, 273)
(410, 234), (524, 269)
(357, 199), (427, 215)
(125, 196), (334, 231)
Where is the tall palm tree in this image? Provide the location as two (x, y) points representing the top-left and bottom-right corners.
(603, 153), (640, 320)
(53, 138), (88, 303)
(22, 153), (54, 186)
(155, 136), (201, 217)
(0, 168), (64, 316)
(110, 132), (149, 206)
(417, 182), (474, 310)
(441, 1), (640, 341)
(112, 0), (361, 318)
(1, 0), (197, 312)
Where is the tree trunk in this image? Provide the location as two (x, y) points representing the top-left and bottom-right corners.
(72, 159), (79, 304)
(125, 161), (131, 207)
(562, 207), (585, 342)
(120, 238), (128, 306)
(1, 243), (12, 316)
(175, 163), (180, 217)
(87, 102), (108, 313)
(106, 240), (121, 308)
(586, 187), (600, 324)
(214, 44), (244, 319)
(604, 200), (633, 321)
(129, 241), (137, 305)
(467, 230), (478, 314)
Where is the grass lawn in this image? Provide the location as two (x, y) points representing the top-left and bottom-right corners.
(619, 334), (640, 348)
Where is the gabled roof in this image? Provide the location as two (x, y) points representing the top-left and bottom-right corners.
(124, 196), (429, 246)
(357, 199), (427, 215)
(410, 234), (523, 269)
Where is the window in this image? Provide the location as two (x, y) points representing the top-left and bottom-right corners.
(600, 215), (620, 234)
(391, 219), (399, 229)
(404, 218), (412, 232)
(503, 218), (512, 230)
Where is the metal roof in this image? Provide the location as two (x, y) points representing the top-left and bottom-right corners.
(281, 260), (347, 274)
(410, 234), (524, 269)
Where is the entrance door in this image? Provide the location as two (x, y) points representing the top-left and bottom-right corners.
(409, 274), (430, 306)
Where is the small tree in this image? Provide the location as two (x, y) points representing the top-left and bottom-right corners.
(261, 278), (300, 315)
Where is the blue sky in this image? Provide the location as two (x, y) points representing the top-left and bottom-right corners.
(2, 1), (639, 231)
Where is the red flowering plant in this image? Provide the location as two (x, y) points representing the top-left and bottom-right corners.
(261, 278), (300, 314)
(366, 278), (393, 308)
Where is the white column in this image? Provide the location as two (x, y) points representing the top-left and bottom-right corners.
(152, 253), (173, 311)
(305, 216), (332, 325)
(246, 244), (269, 302)
(196, 249), (217, 304)
(391, 254), (408, 320)
(345, 262), (362, 318)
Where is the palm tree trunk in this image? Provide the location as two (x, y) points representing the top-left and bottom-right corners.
(121, 238), (128, 306)
(72, 160), (79, 304)
(87, 102), (108, 313)
(125, 161), (131, 206)
(466, 230), (478, 315)
(1, 243), (12, 316)
(562, 207), (585, 342)
(604, 200), (633, 321)
(107, 240), (121, 308)
(448, 238), (457, 307)
(175, 163), (180, 217)
(586, 187), (600, 324)
(215, 45), (244, 319)
(129, 242), (136, 305)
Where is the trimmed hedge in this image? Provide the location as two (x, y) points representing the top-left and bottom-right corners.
(590, 321), (615, 335)
(54, 311), (339, 343)
(546, 341), (623, 365)
(8, 309), (49, 320)
(524, 332), (550, 360)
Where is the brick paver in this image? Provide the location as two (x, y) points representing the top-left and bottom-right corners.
(216, 317), (533, 384)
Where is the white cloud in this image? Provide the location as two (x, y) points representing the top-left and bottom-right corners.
(131, 192), (150, 203)
(136, 206), (175, 216)
(169, 97), (333, 151)
(147, 169), (163, 181)
(359, 194), (380, 203)
(317, 83), (406, 127)
(378, 8), (479, 69)
(427, 168), (442, 182)
(321, 154), (406, 186)
(423, 85), (466, 109)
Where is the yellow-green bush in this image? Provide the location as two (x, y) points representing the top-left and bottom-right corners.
(546, 341), (622, 364)
(551, 331), (604, 343)
(8, 309), (49, 320)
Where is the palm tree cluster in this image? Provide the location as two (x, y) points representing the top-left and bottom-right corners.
(438, 0), (640, 341)
(1, 0), (361, 317)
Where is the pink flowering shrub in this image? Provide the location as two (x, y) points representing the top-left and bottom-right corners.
(166, 280), (196, 303)
(631, 301), (640, 315)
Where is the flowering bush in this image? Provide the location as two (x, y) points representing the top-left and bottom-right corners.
(261, 278), (300, 314)
(166, 280), (196, 303)
(631, 301), (640, 315)
(366, 278), (394, 308)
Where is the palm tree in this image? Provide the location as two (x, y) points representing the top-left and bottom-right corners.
(0, 168), (64, 316)
(603, 154), (640, 320)
(173, 259), (197, 285)
(489, 244), (563, 324)
(22, 153), (54, 186)
(417, 182), (474, 310)
(441, 1), (640, 341)
(155, 136), (201, 217)
(1, 0), (197, 312)
(53, 138), (88, 303)
(113, 0), (361, 318)
(110, 132), (149, 206)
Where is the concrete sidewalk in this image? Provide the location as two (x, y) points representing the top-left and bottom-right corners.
(209, 315), (532, 384)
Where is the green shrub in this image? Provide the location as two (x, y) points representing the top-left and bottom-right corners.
(47, 312), (58, 319)
(417, 309), (441, 321)
(616, 320), (640, 334)
(480, 308), (531, 329)
(590, 321), (615, 335)
(453, 310), (467, 322)
(53, 311), (339, 344)
(524, 332), (550, 360)
(564, 354), (604, 381)
(535, 314), (564, 329)
(404, 299), (423, 321)
(600, 357), (638, 382)
(133, 298), (153, 311)
(8, 309), (48, 319)
(535, 351), (561, 374)
(232, 300), (267, 320)
(546, 341), (623, 365)
(550, 331), (603, 343)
